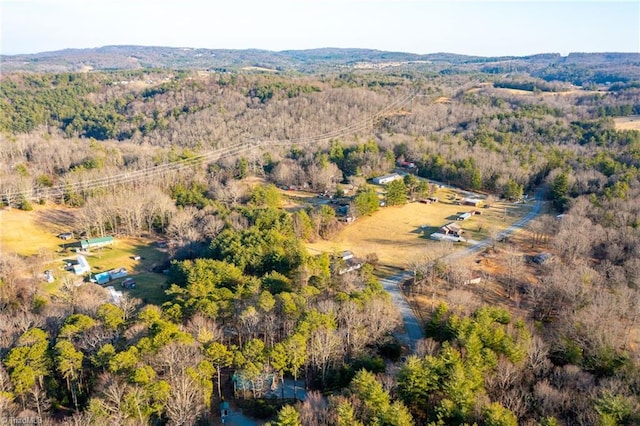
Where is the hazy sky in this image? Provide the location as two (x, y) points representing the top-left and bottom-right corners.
(1, 0), (638, 56)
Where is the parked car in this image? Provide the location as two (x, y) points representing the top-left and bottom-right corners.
(121, 278), (136, 289)
(532, 253), (553, 264)
(58, 232), (73, 240)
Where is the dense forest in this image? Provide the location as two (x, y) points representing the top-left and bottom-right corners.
(1, 49), (640, 425)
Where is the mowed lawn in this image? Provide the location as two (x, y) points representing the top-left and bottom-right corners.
(306, 189), (534, 268)
(0, 205), (171, 305)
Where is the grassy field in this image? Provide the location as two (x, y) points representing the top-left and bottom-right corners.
(0, 204), (171, 305)
(0, 205), (76, 256)
(306, 186), (534, 268)
(614, 115), (640, 131)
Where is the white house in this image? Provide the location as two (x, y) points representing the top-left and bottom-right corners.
(73, 255), (90, 275)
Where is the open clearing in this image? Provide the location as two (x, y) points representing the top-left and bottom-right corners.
(0, 205), (78, 256)
(0, 205), (170, 305)
(306, 186), (533, 268)
(480, 87), (601, 98)
(614, 115), (640, 131)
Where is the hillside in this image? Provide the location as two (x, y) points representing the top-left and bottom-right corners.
(2, 46), (640, 81)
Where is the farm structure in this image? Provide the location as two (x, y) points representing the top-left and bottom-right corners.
(80, 236), (114, 251)
(457, 212), (472, 221)
(419, 197), (439, 204)
(93, 267), (128, 285)
(372, 173), (403, 185)
(462, 198), (483, 207)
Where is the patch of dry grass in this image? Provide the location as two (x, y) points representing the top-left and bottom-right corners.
(614, 115), (640, 131)
(0, 204), (77, 256)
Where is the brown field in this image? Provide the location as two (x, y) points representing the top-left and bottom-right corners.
(614, 115), (640, 131)
(306, 187), (534, 268)
(241, 66), (278, 73)
(0, 204), (78, 256)
(434, 96), (452, 104)
(490, 87), (601, 97)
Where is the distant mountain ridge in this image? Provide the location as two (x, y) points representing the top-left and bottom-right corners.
(1, 45), (639, 74)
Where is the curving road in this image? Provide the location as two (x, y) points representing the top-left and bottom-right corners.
(382, 191), (544, 351)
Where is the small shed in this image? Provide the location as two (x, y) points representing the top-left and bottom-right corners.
(372, 173), (403, 185)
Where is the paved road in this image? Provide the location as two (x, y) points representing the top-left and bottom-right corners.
(380, 271), (422, 352)
(381, 191), (544, 352)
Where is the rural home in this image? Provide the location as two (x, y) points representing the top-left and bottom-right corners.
(397, 160), (416, 169)
(232, 370), (276, 399)
(372, 173), (403, 185)
(94, 267), (129, 285)
(457, 212), (472, 221)
(72, 255), (90, 275)
(440, 222), (463, 236)
(335, 250), (365, 275)
(80, 236), (114, 251)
